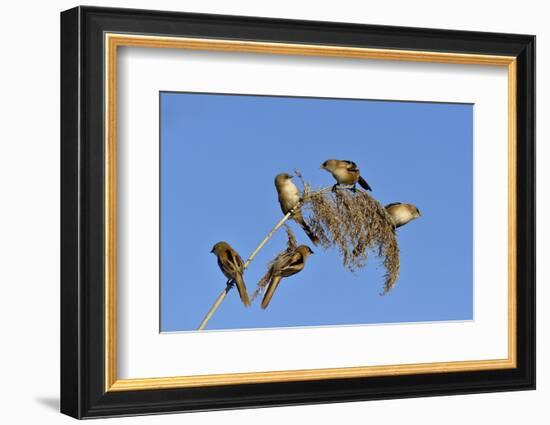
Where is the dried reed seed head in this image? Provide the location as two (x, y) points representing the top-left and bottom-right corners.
(303, 188), (400, 293)
(252, 225), (298, 301)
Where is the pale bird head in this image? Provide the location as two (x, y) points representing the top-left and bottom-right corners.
(320, 159), (338, 171)
(405, 204), (421, 218)
(274, 172), (293, 186)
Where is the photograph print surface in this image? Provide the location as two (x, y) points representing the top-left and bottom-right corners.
(160, 92), (473, 332)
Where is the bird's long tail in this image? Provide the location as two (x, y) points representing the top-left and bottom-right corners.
(358, 176), (372, 191)
(233, 274), (251, 307)
(261, 276), (282, 309)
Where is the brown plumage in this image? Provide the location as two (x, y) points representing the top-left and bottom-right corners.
(274, 173), (319, 245)
(261, 245), (314, 309)
(210, 241), (250, 307)
(321, 159), (372, 191)
(385, 203), (421, 229)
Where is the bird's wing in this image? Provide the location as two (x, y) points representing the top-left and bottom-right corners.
(219, 249), (242, 278)
(222, 249), (250, 306)
(385, 202), (402, 209)
(279, 251), (305, 278)
(342, 160), (359, 171)
(234, 249), (245, 270)
(271, 251), (294, 273)
(227, 248), (244, 271)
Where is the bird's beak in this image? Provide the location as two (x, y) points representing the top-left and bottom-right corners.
(310, 250), (315, 254)
(210, 248), (214, 253)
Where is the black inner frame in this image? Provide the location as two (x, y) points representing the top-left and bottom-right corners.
(60, 6), (535, 419)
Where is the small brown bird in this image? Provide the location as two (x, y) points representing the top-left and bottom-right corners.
(210, 241), (250, 307)
(261, 245), (314, 309)
(385, 203), (421, 229)
(321, 159), (372, 192)
(274, 173), (319, 245)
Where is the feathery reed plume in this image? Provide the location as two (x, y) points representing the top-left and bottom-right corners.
(303, 182), (400, 294)
(252, 225), (297, 301)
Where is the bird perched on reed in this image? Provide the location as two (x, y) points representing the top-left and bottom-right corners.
(320, 159), (372, 192)
(210, 241), (250, 307)
(260, 245), (314, 309)
(385, 203), (421, 229)
(274, 173), (319, 245)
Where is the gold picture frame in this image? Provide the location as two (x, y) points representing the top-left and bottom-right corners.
(104, 34), (517, 392)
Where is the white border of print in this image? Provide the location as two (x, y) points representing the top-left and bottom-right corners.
(116, 46), (508, 379)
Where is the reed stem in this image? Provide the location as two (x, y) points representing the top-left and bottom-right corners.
(197, 209), (295, 330)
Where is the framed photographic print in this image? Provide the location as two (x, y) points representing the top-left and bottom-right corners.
(60, 6), (535, 419)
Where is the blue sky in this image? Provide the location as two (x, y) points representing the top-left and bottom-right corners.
(160, 92), (473, 332)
